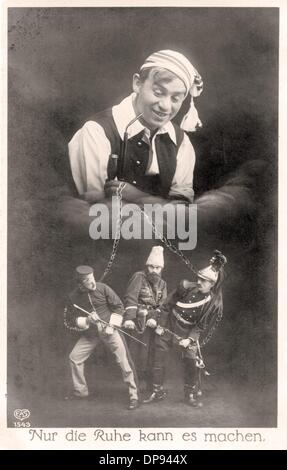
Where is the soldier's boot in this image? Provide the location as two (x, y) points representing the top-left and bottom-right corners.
(184, 385), (203, 408)
(143, 384), (167, 404)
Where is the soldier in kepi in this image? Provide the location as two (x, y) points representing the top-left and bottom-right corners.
(123, 246), (167, 390)
(64, 265), (139, 410)
(143, 250), (227, 407)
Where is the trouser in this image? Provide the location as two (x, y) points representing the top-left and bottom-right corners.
(126, 327), (155, 389)
(69, 330), (138, 400)
(151, 318), (198, 390)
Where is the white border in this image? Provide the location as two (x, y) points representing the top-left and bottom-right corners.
(1, 0), (286, 451)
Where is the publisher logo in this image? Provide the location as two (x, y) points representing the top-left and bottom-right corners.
(14, 409), (30, 421)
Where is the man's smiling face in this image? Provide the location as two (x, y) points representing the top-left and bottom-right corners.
(133, 68), (186, 130)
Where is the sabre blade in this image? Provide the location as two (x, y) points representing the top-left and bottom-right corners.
(73, 304), (147, 347)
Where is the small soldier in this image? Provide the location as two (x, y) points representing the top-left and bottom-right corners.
(123, 246), (167, 388)
(143, 250), (227, 407)
(64, 265), (139, 410)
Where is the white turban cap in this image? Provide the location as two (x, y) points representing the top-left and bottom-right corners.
(140, 49), (203, 132)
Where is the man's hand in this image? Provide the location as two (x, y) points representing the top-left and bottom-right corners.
(89, 311), (100, 324)
(155, 326), (165, 336)
(146, 318), (157, 329)
(88, 312), (105, 332)
(105, 325), (114, 335)
(104, 180), (122, 198)
(105, 180), (144, 200)
(76, 317), (90, 330)
(82, 190), (105, 204)
(123, 320), (136, 330)
(167, 198), (189, 205)
(179, 338), (191, 349)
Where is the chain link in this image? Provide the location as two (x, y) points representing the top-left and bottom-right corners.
(99, 182), (126, 281)
(99, 189), (197, 280)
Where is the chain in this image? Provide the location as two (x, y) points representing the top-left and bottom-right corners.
(99, 187), (197, 280)
(99, 182), (126, 281)
(200, 305), (223, 347)
(64, 306), (83, 331)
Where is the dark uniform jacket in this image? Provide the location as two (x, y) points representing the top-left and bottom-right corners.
(159, 281), (223, 346)
(124, 271), (167, 327)
(64, 282), (124, 335)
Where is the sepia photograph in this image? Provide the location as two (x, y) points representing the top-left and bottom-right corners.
(3, 1), (283, 448)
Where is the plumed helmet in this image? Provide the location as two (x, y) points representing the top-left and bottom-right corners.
(197, 250), (227, 283)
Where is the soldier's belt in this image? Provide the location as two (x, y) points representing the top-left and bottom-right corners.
(176, 295), (211, 309)
(172, 308), (196, 327)
(125, 304), (158, 312)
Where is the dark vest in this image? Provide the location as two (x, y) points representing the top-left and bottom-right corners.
(89, 108), (184, 198)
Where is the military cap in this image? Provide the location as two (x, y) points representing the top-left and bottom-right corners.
(75, 265), (94, 277)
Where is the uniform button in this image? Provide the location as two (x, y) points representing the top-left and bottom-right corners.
(192, 295), (195, 298)
(136, 160), (141, 166)
(133, 180), (137, 184)
(137, 141), (143, 147)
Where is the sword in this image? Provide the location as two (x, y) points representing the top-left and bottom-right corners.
(73, 304), (147, 347)
(154, 325), (197, 351)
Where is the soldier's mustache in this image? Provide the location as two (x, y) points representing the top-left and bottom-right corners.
(147, 272), (161, 284)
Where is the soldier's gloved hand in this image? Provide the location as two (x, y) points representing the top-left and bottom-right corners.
(179, 338), (191, 349)
(76, 317), (90, 330)
(146, 318), (157, 329)
(155, 326), (164, 336)
(123, 320), (136, 330)
(105, 325), (114, 335)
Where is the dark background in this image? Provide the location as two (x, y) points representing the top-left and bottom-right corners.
(7, 7), (278, 427)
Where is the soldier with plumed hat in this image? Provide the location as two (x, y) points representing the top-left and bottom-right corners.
(64, 265), (139, 410)
(143, 250), (227, 407)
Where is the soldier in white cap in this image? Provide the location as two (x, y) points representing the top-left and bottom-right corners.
(68, 49), (203, 205)
(143, 250), (227, 407)
(64, 265), (139, 410)
(122, 246), (167, 389)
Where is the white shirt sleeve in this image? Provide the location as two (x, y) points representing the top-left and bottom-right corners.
(168, 132), (195, 203)
(68, 120), (112, 197)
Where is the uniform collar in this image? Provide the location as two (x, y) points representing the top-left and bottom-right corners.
(112, 93), (177, 145)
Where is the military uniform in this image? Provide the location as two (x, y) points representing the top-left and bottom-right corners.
(65, 274), (139, 408)
(145, 276), (224, 405)
(124, 271), (167, 329)
(124, 270), (167, 386)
